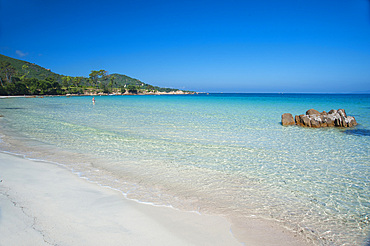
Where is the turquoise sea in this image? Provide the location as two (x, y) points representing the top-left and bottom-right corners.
(0, 93), (369, 245)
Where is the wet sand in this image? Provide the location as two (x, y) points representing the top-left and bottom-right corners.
(0, 152), (308, 245)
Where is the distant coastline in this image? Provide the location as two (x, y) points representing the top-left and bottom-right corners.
(0, 90), (196, 99)
(77, 90), (196, 96)
(0, 54), (195, 97)
(3, 92), (370, 100)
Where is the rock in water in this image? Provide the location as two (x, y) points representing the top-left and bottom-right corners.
(299, 114), (311, 127)
(282, 109), (357, 128)
(310, 115), (322, 128)
(306, 109), (320, 115)
(282, 113), (295, 126)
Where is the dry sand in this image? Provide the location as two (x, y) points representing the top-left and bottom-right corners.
(0, 152), (309, 246)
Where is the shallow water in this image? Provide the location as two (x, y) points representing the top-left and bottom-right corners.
(0, 94), (369, 245)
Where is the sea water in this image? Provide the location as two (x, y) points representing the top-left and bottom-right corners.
(0, 94), (369, 245)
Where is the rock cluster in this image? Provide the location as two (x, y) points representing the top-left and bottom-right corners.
(282, 109), (357, 128)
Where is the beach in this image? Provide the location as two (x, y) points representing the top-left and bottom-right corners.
(0, 152), (308, 246)
(0, 152), (240, 245)
(0, 94), (369, 245)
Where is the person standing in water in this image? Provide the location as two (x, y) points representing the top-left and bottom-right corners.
(92, 97), (95, 105)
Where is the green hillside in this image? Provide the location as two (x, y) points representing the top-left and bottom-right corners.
(0, 54), (190, 95)
(0, 54), (63, 82)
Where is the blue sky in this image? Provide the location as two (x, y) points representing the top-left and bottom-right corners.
(1, 0), (370, 93)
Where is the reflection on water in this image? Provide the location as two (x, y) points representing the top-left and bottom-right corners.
(0, 107), (25, 110)
(344, 128), (370, 136)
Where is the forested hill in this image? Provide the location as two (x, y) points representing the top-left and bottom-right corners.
(0, 54), (190, 95)
(0, 54), (63, 82)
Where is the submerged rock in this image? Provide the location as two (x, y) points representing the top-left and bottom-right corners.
(282, 109), (357, 128)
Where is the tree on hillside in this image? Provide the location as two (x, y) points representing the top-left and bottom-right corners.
(62, 76), (72, 91)
(0, 61), (16, 85)
(46, 77), (62, 94)
(3, 81), (29, 95)
(89, 70), (107, 88)
(127, 85), (138, 94)
(24, 78), (39, 95)
(21, 64), (29, 80)
(147, 85), (155, 92)
(73, 76), (83, 88)
(108, 75), (116, 92)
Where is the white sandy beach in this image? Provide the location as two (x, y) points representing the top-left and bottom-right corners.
(0, 152), (308, 246)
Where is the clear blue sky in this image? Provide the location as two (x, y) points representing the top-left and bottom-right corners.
(1, 0), (370, 93)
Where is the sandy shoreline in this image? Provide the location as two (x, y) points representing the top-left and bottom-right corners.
(0, 152), (309, 246)
(0, 152), (242, 245)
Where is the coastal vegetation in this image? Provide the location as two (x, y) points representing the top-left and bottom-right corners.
(0, 54), (192, 96)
